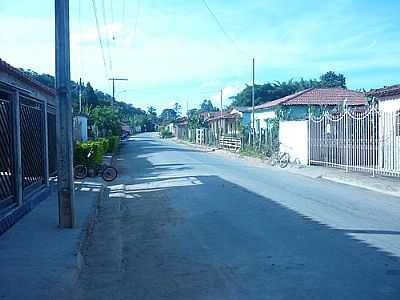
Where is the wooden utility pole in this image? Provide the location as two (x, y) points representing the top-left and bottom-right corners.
(78, 77), (82, 113)
(55, 0), (75, 228)
(108, 78), (128, 110)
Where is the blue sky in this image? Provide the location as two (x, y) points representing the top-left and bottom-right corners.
(0, 0), (399, 112)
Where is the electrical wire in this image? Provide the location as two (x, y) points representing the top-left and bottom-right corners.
(101, 0), (114, 77)
(201, 0), (248, 57)
(90, 0), (109, 79)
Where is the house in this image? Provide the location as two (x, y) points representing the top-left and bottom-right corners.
(252, 88), (368, 165)
(206, 111), (242, 138)
(0, 58), (56, 232)
(367, 85), (400, 173)
(172, 117), (188, 139)
(252, 88), (367, 132)
(229, 106), (252, 127)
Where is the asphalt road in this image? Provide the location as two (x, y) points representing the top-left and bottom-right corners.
(75, 133), (400, 300)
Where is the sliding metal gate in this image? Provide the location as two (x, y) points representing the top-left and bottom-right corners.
(309, 107), (400, 177)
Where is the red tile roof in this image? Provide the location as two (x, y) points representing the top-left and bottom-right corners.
(255, 88), (367, 110)
(366, 84), (400, 98)
(0, 58), (56, 96)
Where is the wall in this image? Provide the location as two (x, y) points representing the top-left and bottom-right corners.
(252, 109), (276, 131)
(279, 120), (309, 164)
(378, 98), (400, 171)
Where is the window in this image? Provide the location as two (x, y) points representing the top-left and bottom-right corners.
(396, 110), (400, 136)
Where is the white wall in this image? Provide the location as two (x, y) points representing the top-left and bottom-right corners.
(378, 98), (400, 171)
(380, 97), (400, 112)
(279, 120), (308, 164)
(252, 110), (276, 130)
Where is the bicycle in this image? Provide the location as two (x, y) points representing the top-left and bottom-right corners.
(74, 150), (118, 182)
(269, 151), (290, 168)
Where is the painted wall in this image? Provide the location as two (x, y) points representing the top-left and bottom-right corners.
(279, 120), (309, 165)
(252, 109), (276, 132)
(73, 116), (88, 142)
(378, 98), (400, 172)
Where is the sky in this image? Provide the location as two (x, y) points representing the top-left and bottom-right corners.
(0, 0), (399, 113)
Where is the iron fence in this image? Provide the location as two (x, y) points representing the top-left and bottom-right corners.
(309, 107), (400, 177)
(0, 94), (14, 208)
(47, 105), (57, 175)
(20, 97), (45, 189)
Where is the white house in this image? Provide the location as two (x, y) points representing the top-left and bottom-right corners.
(367, 85), (400, 173)
(252, 88), (368, 164)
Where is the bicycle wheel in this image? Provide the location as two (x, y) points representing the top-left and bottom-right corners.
(74, 165), (88, 179)
(102, 166), (118, 182)
(279, 152), (290, 168)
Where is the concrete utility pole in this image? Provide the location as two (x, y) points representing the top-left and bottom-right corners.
(108, 78), (128, 110)
(55, 0), (75, 228)
(252, 57), (255, 132)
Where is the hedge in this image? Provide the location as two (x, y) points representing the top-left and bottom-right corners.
(74, 136), (119, 166)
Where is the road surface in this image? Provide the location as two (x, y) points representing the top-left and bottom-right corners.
(74, 133), (400, 300)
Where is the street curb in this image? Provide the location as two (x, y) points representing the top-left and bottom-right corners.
(76, 184), (107, 271)
(169, 138), (400, 198)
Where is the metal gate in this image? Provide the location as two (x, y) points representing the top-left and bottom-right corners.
(309, 107), (400, 177)
(47, 105), (57, 176)
(20, 97), (44, 189)
(0, 94), (14, 208)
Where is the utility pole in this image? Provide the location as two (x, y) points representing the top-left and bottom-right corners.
(220, 89), (223, 117)
(108, 78), (128, 110)
(55, 0), (74, 228)
(252, 57), (255, 132)
(78, 77), (82, 113)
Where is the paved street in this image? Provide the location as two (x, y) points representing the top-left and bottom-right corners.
(75, 133), (400, 300)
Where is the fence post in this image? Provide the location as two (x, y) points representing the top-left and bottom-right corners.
(345, 108), (349, 172)
(308, 107), (311, 166)
(12, 91), (23, 206)
(42, 99), (49, 186)
(372, 108), (376, 177)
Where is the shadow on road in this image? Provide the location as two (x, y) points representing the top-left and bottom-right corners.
(76, 135), (400, 300)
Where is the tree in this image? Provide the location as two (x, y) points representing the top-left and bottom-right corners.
(160, 108), (177, 124)
(187, 109), (207, 129)
(319, 71), (346, 88)
(90, 105), (120, 136)
(199, 99), (218, 112)
(172, 102), (182, 117)
(83, 82), (98, 107)
(147, 106), (157, 116)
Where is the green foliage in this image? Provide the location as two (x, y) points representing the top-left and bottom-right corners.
(160, 109), (177, 124)
(200, 99), (218, 112)
(160, 126), (173, 138)
(90, 105), (121, 136)
(230, 72), (347, 107)
(74, 136), (119, 166)
(319, 71), (346, 88)
(188, 109), (207, 129)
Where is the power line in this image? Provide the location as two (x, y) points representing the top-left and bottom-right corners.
(201, 0), (247, 57)
(78, 0), (85, 79)
(90, 0), (109, 79)
(101, 0), (113, 77)
(132, 0), (142, 46)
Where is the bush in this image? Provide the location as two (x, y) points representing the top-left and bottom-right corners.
(107, 135), (120, 153)
(75, 135), (120, 166)
(160, 126), (173, 139)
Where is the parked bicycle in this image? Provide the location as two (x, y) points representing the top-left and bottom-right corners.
(261, 144), (290, 168)
(269, 151), (290, 168)
(74, 150), (118, 182)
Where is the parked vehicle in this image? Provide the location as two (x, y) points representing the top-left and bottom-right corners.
(74, 150), (118, 181)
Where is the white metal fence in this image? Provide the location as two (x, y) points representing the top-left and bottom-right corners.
(309, 107), (400, 177)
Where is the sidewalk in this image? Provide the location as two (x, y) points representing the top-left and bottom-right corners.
(0, 182), (103, 300)
(171, 138), (400, 198)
